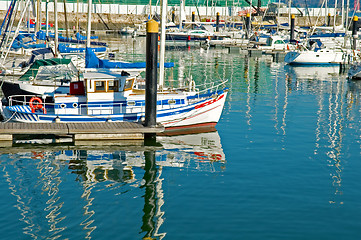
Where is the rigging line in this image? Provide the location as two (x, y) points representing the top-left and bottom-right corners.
(3, 111), (17, 123)
(254, 0), (272, 33)
(0, 0), (15, 35)
(192, 0), (202, 21)
(95, 0), (110, 30)
(2, 0), (31, 65)
(309, 0), (327, 37)
(304, 0), (313, 27)
(0, 0), (17, 55)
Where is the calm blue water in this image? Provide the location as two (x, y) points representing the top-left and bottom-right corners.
(1, 37), (361, 239)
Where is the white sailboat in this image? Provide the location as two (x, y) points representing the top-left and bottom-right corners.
(284, 47), (348, 65)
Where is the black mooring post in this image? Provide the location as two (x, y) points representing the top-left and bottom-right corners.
(172, 10), (175, 23)
(245, 13), (250, 39)
(144, 19), (158, 144)
(192, 11), (195, 29)
(290, 14), (295, 42)
(327, 13), (331, 26)
(352, 16), (358, 50)
(216, 12), (220, 32)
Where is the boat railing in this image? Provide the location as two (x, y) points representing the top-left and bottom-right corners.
(8, 95), (147, 115)
(196, 79), (228, 95)
(8, 95), (46, 107)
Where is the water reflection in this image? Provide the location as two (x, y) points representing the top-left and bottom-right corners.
(283, 64), (353, 204)
(1, 152), (65, 239)
(0, 131), (225, 239)
(285, 65), (341, 81)
(313, 77), (346, 204)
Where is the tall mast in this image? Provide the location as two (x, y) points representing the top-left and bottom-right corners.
(54, 0), (59, 57)
(159, 0), (167, 89)
(333, 0), (338, 31)
(36, 0), (40, 42)
(86, 0), (92, 48)
(45, 0), (49, 43)
(179, 0), (184, 30)
(277, 0), (280, 33)
(76, 0), (79, 33)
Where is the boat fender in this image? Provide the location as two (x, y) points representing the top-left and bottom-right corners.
(29, 97), (47, 114)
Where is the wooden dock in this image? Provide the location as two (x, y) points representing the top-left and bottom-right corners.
(0, 122), (164, 142)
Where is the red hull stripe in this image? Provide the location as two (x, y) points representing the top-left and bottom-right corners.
(195, 94), (225, 109)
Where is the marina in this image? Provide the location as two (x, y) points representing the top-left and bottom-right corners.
(2, 0), (361, 239)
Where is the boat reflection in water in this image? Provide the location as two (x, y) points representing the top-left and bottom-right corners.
(0, 130), (225, 239)
(285, 65), (341, 81)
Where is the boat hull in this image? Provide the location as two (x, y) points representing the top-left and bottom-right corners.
(3, 91), (228, 131)
(285, 50), (345, 65)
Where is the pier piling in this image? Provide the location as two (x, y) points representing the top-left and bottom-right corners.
(192, 11), (195, 29)
(352, 16), (358, 51)
(144, 19), (159, 144)
(290, 14), (295, 42)
(216, 12), (220, 32)
(245, 13), (250, 39)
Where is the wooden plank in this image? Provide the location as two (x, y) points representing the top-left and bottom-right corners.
(0, 122), (163, 136)
(0, 135), (12, 141)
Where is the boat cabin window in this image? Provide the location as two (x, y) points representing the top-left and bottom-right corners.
(95, 81), (106, 91)
(94, 80), (119, 92)
(134, 83), (146, 90)
(108, 80), (119, 92)
(124, 78), (135, 91)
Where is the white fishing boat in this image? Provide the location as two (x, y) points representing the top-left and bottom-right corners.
(1, 72), (228, 132)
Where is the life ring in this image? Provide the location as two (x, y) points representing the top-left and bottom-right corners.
(29, 97), (47, 114)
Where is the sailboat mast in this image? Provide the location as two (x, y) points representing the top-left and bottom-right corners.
(63, 0), (69, 39)
(341, 0), (345, 26)
(289, 0), (291, 26)
(45, 0), (49, 42)
(179, 0), (183, 30)
(159, 0), (167, 89)
(333, 0), (338, 32)
(76, 0), (79, 33)
(54, 0), (59, 57)
(277, 0), (280, 32)
(36, 0), (40, 36)
(87, 0), (92, 48)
